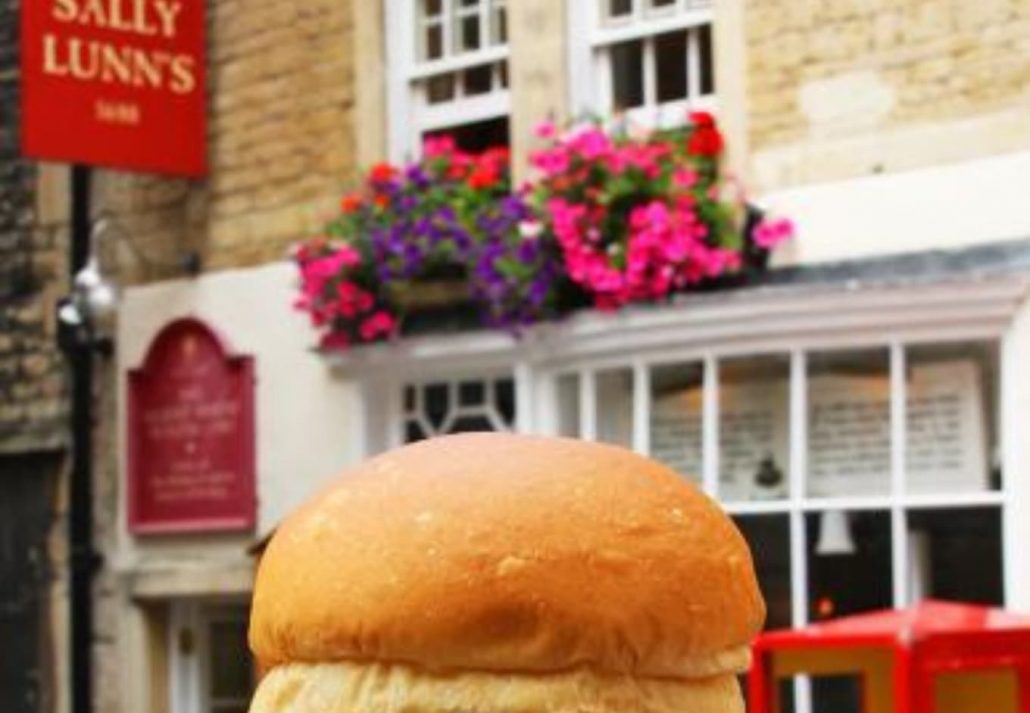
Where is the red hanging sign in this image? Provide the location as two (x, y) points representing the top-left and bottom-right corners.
(20, 0), (207, 176)
(128, 318), (255, 534)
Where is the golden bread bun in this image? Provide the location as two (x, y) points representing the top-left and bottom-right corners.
(249, 433), (764, 678)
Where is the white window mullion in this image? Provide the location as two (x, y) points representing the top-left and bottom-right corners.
(1001, 327), (1020, 608)
(442, 0), (454, 55)
(389, 379), (405, 448)
(632, 360), (651, 455)
(890, 342), (909, 606)
(580, 369), (598, 440)
(701, 355), (718, 496)
(686, 26), (700, 101)
(788, 349), (812, 713)
(514, 360), (533, 433)
(642, 36), (657, 108)
(595, 48), (614, 115)
(479, 0), (490, 51)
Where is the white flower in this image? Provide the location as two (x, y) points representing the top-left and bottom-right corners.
(519, 220), (543, 239)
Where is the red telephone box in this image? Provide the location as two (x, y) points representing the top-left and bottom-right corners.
(749, 600), (1030, 713)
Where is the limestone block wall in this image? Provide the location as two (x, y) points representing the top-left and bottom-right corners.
(743, 0), (1030, 188)
(96, 0), (359, 279)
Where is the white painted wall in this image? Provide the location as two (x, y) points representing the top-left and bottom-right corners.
(762, 149), (1030, 267)
(116, 262), (360, 552)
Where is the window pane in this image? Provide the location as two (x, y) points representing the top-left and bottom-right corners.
(463, 64), (494, 95)
(697, 24), (714, 95)
(491, 0), (507, 44)
(647, 0), (677, 9)
(596, 369), (633, 448)
(719, 355), (790, 502)
(812, 676), (863, 713)
(650, 362), (703, 485)
(494, 378), (516, 426)
(404, 377), (514, 441)
(606, 0), (634, 19)
(426, 73), (455, 103)
(655, 31), (688, 103)
(424, 116), (510, 152)
(807, 510), (893, 621)
(422, 0), (442, 18)
(907, 507), (1002, 605)
(456, 14), (481, 52)
(208, 617), (252, 699)
(424, 383), (449, 429)
(459, 381), (485, 406)
(610, 40), (645, 110)
(733, 515), (792, 629)
(555, 374), (580, 437)
(905, 341), (999, 494)
(807, 349), (891, 498)
(423, 23), (443, 60)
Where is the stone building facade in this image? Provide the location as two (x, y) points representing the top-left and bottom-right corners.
(0, 1), (72, 713)
(4, 1), (1030, 713)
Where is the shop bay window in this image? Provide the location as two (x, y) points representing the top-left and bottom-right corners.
(547, 340), (1004, 623)
(568, 0), (714, 127)
(387, 0), (511, 160)
(353, 279), (1019, 638)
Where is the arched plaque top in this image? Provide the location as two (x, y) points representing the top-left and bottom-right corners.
(134, 317), (245, 376)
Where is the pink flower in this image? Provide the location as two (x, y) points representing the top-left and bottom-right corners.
(423, 135), (456, 158)
(568, 127), (611, 160)
(359, 311), (396, 341)
(534, 121), (556, 139)
(753, 217), (795, 248)
(531, 148), (571, 176)
(335, 281), (374, 317)
(319, 331), (351, 351)
(672, 168), (698, 189)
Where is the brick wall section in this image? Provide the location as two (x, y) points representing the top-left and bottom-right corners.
(745, 0), (1030, 182)
(0, 0), (68, 454)
(99, 0), (357, 280)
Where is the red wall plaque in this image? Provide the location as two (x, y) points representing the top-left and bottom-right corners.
(128, 318), (255, 534)
(20, 0), (207, 176)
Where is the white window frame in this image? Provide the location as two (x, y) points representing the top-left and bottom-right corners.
(568, 0), (715, 129)
(385, 0), (511, 162)
(169, 601), (251, 713)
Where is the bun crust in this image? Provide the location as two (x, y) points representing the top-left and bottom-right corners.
(250, 433), (764, 677)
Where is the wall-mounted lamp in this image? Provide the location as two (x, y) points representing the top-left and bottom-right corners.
(57, 215), (201, 353)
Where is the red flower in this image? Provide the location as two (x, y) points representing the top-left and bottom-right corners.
(467, 164), (500, 189)
(447, 154), (472, 180)
(687, 125), (724, 156)
(359, 311), (396, 341)
(689, 110), (717, 128)
(373, 194), (390, 209)
(369, 162), (396, 183)
(340, 193), (362, 213)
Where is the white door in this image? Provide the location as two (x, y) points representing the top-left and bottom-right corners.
(169, 601), (253, 713)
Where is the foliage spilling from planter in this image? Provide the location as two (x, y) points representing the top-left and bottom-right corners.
(293, 112), (794, 351)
